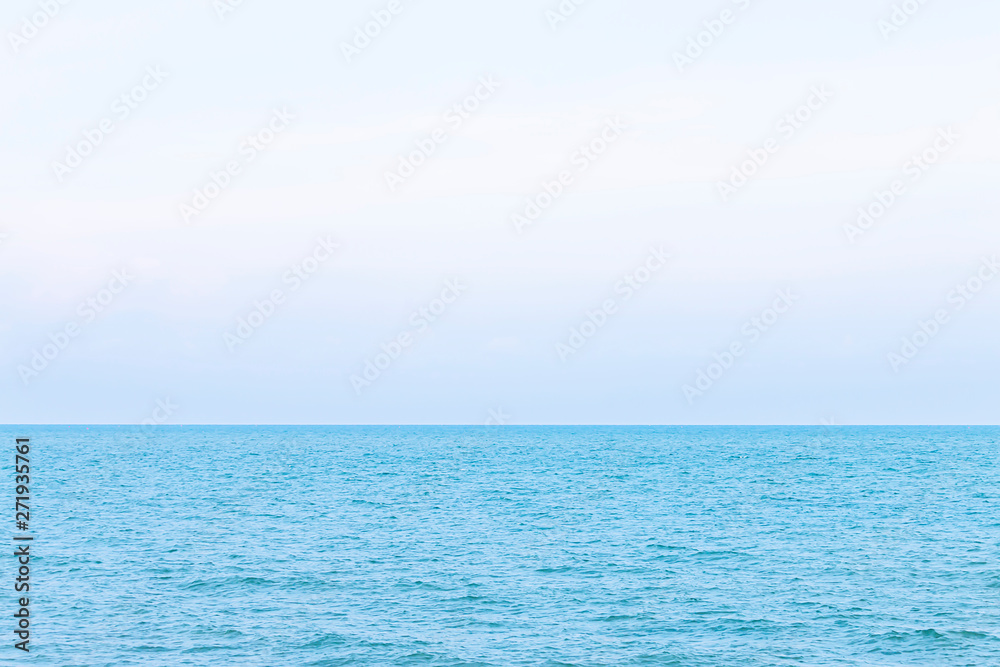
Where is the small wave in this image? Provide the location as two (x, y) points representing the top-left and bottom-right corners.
(598, 613), (650, 622)
(868, 628), (958, 643)
(182, 575), (275, 590)
(299, 632), (348, 649)
(691, 549), (751, 561)
(645, 543), (687, 551)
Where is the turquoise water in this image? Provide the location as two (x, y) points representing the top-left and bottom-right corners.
(7, 426), (1000, 665)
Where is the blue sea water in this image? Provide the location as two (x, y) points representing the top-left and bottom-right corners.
(4, 426), (1000, 666)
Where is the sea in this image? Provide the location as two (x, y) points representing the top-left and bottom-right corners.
(4, 426), (999, 666)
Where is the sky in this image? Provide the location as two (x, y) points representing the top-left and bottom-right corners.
(1, 0), (998, 425)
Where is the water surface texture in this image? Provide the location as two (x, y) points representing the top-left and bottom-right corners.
(9, 426), (1000, 665)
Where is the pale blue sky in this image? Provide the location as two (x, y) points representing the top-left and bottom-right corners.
(1, 0), (998, 424)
